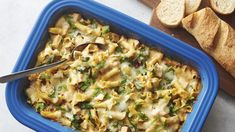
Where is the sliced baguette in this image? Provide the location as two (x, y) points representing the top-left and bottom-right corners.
(210, 0), (235, 15)
(182, 7), (235, 78)
(156, 0), (185, 28)
(182, 8), (220, 49)
(211, 21), (235, 78)
(185, 0), (202, 15)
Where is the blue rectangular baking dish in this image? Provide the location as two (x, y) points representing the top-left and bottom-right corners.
(5, 0), (218, 132)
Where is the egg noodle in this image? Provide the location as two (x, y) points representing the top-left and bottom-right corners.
(26, 13), (201, 132)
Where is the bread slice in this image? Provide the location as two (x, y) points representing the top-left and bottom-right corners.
(156, 0), (185, 28)
(185, 0), (202, 15)
(210, 0), (235, 15)
(182, 8), (220, 49)
(182, 7), (235, 78)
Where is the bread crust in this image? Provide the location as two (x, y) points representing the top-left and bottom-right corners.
(156, 0), (185, 28)
(182, 7), (235, 78)
(182, 8), (220, 49)
(211, 21), (235, 78)
(185, 0), (202, 15)
(210, 0), (235, 15)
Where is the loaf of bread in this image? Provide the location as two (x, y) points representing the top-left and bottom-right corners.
(156, 0), (185, 28)
(182, 7), (235, 78)
(210, 0), (235, 15)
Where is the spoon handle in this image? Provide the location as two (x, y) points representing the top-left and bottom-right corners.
(0, 59), (67, 83)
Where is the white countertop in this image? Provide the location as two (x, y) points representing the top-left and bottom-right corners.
(0, 0), (234, 131)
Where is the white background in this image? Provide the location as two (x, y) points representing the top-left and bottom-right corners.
(0, 0), (235, 131)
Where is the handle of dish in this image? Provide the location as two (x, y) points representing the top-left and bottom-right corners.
(0, 59), (67, 83)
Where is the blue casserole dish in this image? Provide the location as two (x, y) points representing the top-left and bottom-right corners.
(5, 0), (218, 131)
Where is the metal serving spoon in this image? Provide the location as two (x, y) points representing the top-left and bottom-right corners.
(0, 42), (106, 83)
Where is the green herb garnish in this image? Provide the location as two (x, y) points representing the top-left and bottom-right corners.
(93, 87), (103, 97)
(79, 79), (94, 91)
(138, 112), (149, 121)
(34, 102), (46, 112)
(168, 101), (177, 116)
(65, 15), (77, 29)
(49, 84), (67, 98)
(57, 84), (67, 91)
(46, 54), (55, 64)
(112, 121), (119, 128)
(55, 105), (67, 112)
(77, 66), (90, 73)
(120, 57), (130, 63)
(132, 47), (149, 67)
(97, 61), (105, 69)
(104, 93), (111, 99)
(71, 115), (83, 130)
(49, 88), (56, 98)
(120, 74), (128, 86)
(164, 68), (175, 82)
(101, 25), (110, 35)
(135, 103), (142, 111)
(115, 46), (123, 53)
(134, 80), (144, 90)
(82, 57), (90, 62)
(80, 102), (93, 109)
(186, 96), (195, 106)
(39, 73), (50, 80)
(90, 19), (98, 29)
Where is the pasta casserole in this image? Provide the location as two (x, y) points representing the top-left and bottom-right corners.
(26, 13), (201, 132)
